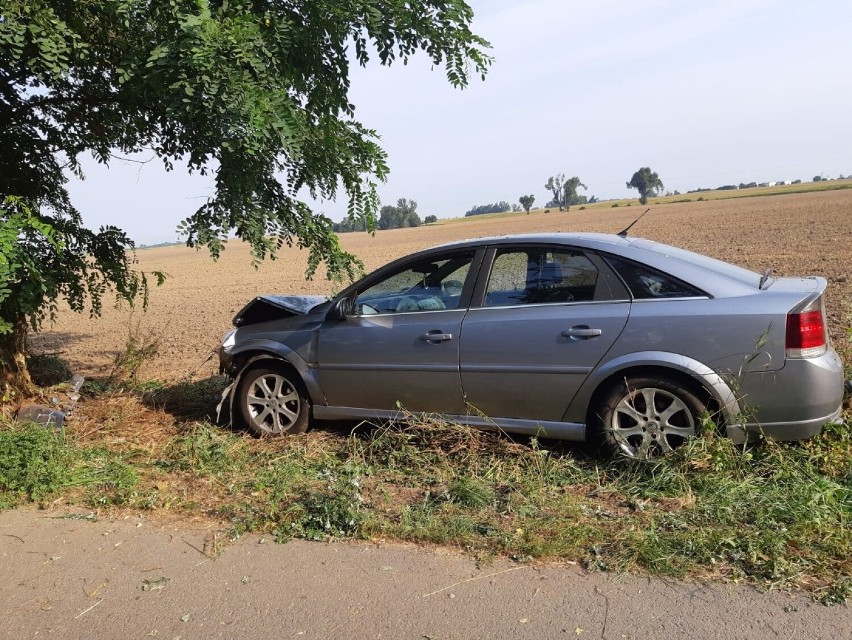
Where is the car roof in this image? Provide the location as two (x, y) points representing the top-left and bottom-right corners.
(425, 232), (762, 294)
(429, 232), (632, 251)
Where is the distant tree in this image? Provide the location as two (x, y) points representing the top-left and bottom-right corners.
(627, 168), (664, 204)
(544, 174), (566, 211)
(518, 194), (535, 215)
(378, 198), (421, 230)
(791, 179), (802, 184)
(563, 176), (587, 211)
(424, 214), (438, 224)
(464, 202), (512, 217)
(588, 195), (599, 204)
(333, 217), (365, 233)
(813, 175), (823, 182)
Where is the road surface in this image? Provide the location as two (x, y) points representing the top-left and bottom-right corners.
(1, 508), (848, 639)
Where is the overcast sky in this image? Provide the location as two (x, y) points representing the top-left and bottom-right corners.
(67, 0), (852, 245)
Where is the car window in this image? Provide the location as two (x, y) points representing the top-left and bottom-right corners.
(484, 248), (600, 306)
(605, 256), (704, 299)
(354, 252), (474, 315)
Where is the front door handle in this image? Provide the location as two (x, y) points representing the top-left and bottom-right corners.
(420, 331), (453, 343)
(561, 326), (602, 339)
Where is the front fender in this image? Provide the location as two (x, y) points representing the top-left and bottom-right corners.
(227, 339), (325, 405)
(566, 350), (743, 436)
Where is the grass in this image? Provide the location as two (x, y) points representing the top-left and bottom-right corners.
(2, 372), (850, 604)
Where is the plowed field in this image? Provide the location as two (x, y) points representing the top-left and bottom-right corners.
(33, 189), (852, 381)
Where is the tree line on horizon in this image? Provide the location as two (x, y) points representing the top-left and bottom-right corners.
(335, 167), (664, 231)
(518, 168), (662, 215)
(331, 165), (846, 230)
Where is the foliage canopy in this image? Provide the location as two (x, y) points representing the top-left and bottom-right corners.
(544, 174), (566, 211)
(0, 0), (490, 385)
(518, 194), (534, 215)
(627, 167), (664, 205)
(377, 198), (421, 230)
(545, 174), (586, 211)
(562, 176), (586, 211)
(464, 201), (512, 217)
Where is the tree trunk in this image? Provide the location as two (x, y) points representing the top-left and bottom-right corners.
(0, 317), (33, 402)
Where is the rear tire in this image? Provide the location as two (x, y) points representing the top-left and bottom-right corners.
(237, 364), (310, 436)
(595, 376), (705, 458)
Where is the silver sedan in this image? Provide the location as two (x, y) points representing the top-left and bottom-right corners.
(219, 233), (845, 458)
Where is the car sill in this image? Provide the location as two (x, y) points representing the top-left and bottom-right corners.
(312, 406), (586, 441)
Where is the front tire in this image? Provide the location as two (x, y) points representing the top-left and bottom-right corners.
(596, 376), (705, 458)
(237, 364), (310, 436)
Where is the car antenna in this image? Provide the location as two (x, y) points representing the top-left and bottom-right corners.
(617, 208), (651, 238)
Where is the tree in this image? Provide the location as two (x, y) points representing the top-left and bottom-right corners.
(378, 199), (421, 230)
(333, 217), (366, 234)
(424, 215), (438, 225)
(0, 1), (491, 392)
(544, 174), (566, 211)
(464, 202), (512, 216)
(626, 168), (664, 205)
(562, 176), (587, 212)
(518, 194), (535, 215)
(813, 175), (823, 182)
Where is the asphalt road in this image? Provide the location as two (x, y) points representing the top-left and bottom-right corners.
(1, 508), (849, 639)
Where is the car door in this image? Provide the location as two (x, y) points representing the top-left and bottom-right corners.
(316, 249), (480, 414)
(459, 245), (630, 422)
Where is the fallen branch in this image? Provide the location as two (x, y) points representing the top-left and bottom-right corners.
(421, 566), (527, 598)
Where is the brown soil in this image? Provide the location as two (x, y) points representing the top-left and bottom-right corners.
(32, 190), (852, 382)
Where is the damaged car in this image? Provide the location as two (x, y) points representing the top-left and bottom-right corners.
(218, 233), (845, 458)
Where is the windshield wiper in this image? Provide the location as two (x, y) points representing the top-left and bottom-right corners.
(759, 267), (774, 290)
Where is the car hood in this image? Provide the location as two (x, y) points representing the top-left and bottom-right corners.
(233, 295), (328, 327)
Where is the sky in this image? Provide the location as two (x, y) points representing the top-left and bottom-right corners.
(67, 0), (852, 245)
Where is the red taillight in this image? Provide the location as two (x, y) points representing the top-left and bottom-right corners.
(786, 308), (826, 358)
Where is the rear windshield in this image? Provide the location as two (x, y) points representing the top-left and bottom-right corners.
(630, 240), (761, 287)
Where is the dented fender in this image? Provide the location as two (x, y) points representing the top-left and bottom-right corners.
(217, 340), (327, 424)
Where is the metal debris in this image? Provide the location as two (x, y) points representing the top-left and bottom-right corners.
(15, 372), (86, 430)
(15, 404), (65, 429)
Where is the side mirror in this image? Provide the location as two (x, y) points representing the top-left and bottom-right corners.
(327, 297), (353, 321)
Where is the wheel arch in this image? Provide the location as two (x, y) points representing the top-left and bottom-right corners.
(228, 340), (325, 405)
(567, 351), (742, 436)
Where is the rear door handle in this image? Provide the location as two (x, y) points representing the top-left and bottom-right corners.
(561, 327), (602, 339)
(420, 331), (453, 343)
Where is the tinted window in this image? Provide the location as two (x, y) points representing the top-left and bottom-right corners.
(606, 256), (704, 299)
(485, 248), (599, 306)
(355, 252), (474, 314)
